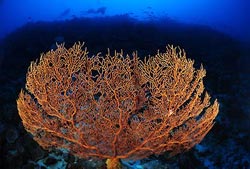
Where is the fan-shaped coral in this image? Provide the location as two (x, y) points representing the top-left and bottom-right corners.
(17, 42), (219, 169)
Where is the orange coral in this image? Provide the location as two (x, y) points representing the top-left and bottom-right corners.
(17, 42), (219, 168)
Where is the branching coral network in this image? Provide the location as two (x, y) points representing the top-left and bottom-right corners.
(17, 42), (219, 169)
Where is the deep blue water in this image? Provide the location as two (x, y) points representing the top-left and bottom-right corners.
(0, 0), (249, 43)
(0, 0), (250, 169)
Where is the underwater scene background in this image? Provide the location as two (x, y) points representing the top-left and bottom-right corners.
(0, 0), (249, 168)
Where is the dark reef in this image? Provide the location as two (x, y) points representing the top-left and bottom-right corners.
(0, 15), (249, 168)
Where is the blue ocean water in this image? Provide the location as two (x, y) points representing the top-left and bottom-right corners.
(0, 0), (249, 43)
(0, 0), (250, 169)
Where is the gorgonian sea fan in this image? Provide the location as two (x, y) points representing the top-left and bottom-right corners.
(17, 42), (219, 169)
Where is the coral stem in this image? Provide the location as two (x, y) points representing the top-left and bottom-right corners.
(106, 158), (121, 169)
